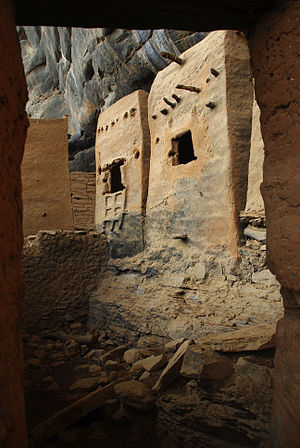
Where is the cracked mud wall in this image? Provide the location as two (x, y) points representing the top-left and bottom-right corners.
(249, 1), (300, 446)
(0, 0), (28, 446)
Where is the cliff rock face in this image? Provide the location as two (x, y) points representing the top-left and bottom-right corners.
(18, 27), (205, 171)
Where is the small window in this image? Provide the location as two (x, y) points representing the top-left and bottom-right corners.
(110, 161), (125, 193)
(170, 131), (197, 166)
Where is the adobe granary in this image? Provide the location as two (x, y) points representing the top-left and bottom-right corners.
(22, 117), (73, 236)
(95, 90), (150, 258)
(145, 30), (253, 275)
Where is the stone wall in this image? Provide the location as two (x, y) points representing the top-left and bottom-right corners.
(22, 118), (73, 236)
(249, 1), (300, 446)
(0, 1), (28, 447)
(22, 231), (108, 336)
(70, 172), (96, 230)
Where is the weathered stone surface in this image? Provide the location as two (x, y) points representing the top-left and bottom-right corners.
(114, 380), (155, 411)
(153, 340), (194, 393)
(180, 347), (233, 380)
(18, 27), (205, 170)
(90, 270), (282, 344)
(196, 324), (276, 352)
(22, 118), (73, 236)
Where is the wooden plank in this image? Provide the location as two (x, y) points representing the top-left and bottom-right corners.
(31, 382), (117, 443)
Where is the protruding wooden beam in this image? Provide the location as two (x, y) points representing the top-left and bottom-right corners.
(176, 84), (200, 93)
(163, 97), (176, 108)
(210, 68), (219, 77)
(160, 108), (168, 115)
(205, 101), (216, 109)
(160, 52), (184, 65)
(172, 94), (181, 103)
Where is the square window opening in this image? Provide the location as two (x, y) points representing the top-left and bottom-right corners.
(170, 130), (197, 165)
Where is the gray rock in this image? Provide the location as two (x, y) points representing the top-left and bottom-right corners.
(252, 269), (279, 287)
(244, 225), (266, 242)
(180, 346), (233, 380)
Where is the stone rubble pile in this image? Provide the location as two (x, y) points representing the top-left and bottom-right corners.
(24, 321), (276, 448)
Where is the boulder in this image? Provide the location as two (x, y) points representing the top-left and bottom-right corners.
(100, 345), (128, 363)
(132, 353), (167, 373)
(87, 349), (105, 360)
(123, 347), (161, 364)
(69, 378), (100, 393)
(244, 226), (266, 242)
(180, 346), (233, 380)
(114, 380), (155, 412)
(88, 365), (103, 374)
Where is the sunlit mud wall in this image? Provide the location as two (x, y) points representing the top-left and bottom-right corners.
(22, 118), (73, 236)
(145, 30), (253, 278)
(244, 99), (265, 216)
(95, 90), (150, 258)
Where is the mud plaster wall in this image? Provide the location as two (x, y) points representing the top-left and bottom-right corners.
(249, 1), (300, 446)
(95, 90), (150, 258)
(0, 0), (28, 447)
(22, 231), (108, 336)
(70, 172), (96, 230)
(145, 30), (253, 275)
(22, 118), (73, 236)
(244, 99), (265, 216)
